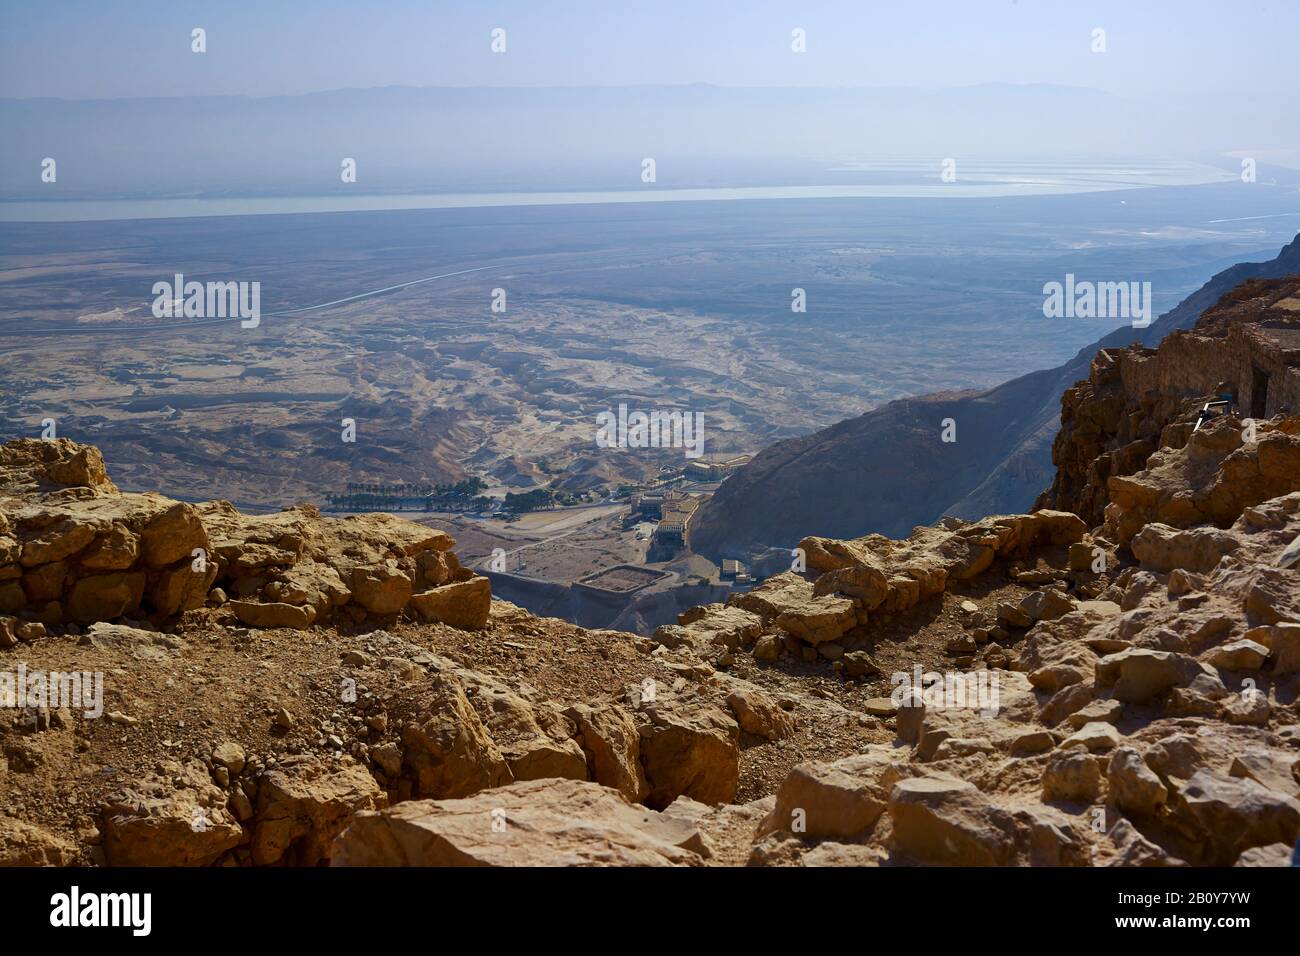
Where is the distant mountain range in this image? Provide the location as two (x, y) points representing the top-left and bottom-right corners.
(690, 232), (1300, 560)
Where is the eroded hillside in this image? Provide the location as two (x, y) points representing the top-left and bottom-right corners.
(690, 235), (1300, 561)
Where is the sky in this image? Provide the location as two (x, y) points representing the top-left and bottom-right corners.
(2, 0), (1296, 100)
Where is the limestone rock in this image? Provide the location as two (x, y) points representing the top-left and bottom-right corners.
(100, 760), (243, 866)
(1131, 523), (1240, 573)
(230, 600), (316, 630)
(252, 757), (385, 866)
(764, 751), (899, 839)
(140, 503), (208, 568)
(464, 675), (587, 783)
(1235, 843), (1295, 866)
(656, 603), (762, 651)
(80, 524), (140, 571)
(1041, 750), (1102, 802)
(1205, 638), (1270, 671)
(775, 594), (857, 647)
(400, 673), (512, 798)
(330, 778), (704, 866)
(1103, 817), (1187, 867)
(888, 773), (1087, 866)
(20, 519), (96, 567)
(637, 700), (740, 809)
(1271, 623), (1300, 674)
(565, 701), (649, 803)
(726, 688), (796, 741)
(65, 571), (146, 623)
(1061, 721), (1123, 753)
(149, 560), (218, 617)
(1173, 768), (1300, 865)
(0, 816), (77, 866)
(1019, 588), (1078, 622)
(407, 577), (491, 630)
(350, 561), (414, 615)
(1107, 747), (1167, 816)
(1095, 647), (1207, 703)
(211, 741), (247, 775)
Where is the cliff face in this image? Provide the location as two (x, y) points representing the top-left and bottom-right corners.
(1039, 276), (1300, 527)
(690, 234), (1300, 561)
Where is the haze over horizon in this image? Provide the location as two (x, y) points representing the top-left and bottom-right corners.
(3, 0), (1296, 99)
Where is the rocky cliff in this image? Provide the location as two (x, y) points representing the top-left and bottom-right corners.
(1038, 275), (1300, 527)
(690, 233), (1300, 561)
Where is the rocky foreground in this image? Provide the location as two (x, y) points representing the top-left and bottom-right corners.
(2, 399), (1299, 864)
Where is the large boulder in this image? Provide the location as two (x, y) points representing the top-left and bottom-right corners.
(20, 519), (96, 567)
(407, 577), (491, 630)
(637, 700), (740, 809)
(140, 503), (208, 568)
(80, 524), (140, 571)
(1095, 648), (1208, 703)
(1130, 523), (1240, 573)
(65, 571), (146, 623)
(350, 561), (414, 615)
(1171, 768), (1300, 865)
(400, 673), (512, 798)
(330, 778), (705, 866)
(148, 560), (218, 616)
(100, 760), (243, 866)
(565, 701), (650, 803)
(462, 675), (587, 783)
(655, 603), (763, 652)
(764, 750), (901, 839)
(251, 757), (386, 866)
(889, 773), (1089, 866)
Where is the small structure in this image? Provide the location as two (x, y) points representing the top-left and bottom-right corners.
(685, 455), (752, 482)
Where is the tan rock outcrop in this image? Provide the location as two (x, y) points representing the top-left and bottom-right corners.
(330, 778), (705, 866)
(100, 760), (243, 866)
(399, 673), (512, 798)
(566, 701), (650, 803)
(637, 699), (740, 809)
(407, 576), (491, 630)
(251, 757), (386, 866)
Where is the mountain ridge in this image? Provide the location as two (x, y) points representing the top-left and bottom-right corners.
(690, 233), (1300, 561)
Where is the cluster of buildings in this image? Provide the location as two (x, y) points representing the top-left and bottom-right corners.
(627, 489), (702, 554)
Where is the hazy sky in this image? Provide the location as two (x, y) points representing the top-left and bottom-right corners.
(2, 0), (1295, 100)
